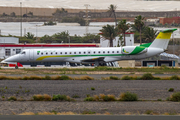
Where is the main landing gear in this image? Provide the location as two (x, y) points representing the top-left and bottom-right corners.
(95, 61), (99, 67)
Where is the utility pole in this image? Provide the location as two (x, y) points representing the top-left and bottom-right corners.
(24, 28), (26, 36)
(20, 2), (22, 37)
(36, 25), (38, 43)
(84, 4), (90, 34)
(173, 32), (175, 55)
(67, 36), (70, 47)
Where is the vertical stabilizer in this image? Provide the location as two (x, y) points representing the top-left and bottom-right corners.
(149, 29), (177, 50)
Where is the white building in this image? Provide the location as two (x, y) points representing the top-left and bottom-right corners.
(0, 37), (19, 44)
(100, 33), (134, 47)
(0, 37), (99, 59)
(0, 44), (98, 59)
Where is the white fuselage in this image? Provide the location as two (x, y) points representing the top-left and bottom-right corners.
(2, 47), (164, 64)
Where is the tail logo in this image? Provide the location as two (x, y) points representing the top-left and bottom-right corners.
(123, 49), (129, 53)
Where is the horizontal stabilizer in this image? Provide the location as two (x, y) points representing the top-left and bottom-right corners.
(161, 29), (177, 33)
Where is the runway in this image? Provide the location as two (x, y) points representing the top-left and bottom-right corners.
(1, 115), (180, 120)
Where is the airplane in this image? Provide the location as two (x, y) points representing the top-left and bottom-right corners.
(1, 29), (177, 68)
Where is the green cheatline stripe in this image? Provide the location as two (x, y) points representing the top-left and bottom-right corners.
(130, 46), (146, 55)
(36, 54), (126, 61)
(140, 43), (152, 48)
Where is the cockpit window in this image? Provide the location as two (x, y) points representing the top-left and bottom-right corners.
(21, 51), (26, 55)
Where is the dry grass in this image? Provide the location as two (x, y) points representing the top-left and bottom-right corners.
(51, 76), (61, 80)
(80, 76), (94, 80)
(33, 94), (51, 101)
(19, 112), (35, 115)
(107, 94), (116, 101)
(160, 77), (170, 80)
(16, 111), (180, 115)
(101, 77), (110, 80)
(56, 112), (76, 115)
(104, 112), (111, 115)
(119, 92), (138, 101)
(73, 76), (94, 80)
(68, 76), (73, 80)
(99, 94), (106, 100)
(8, 96), (17, 101)
(0, 74), (178, 80)
(93, 95), (99, 101)
(120, 93), (125, 100)
(29, 76), (43, 80)
(0, 76), (8, 80)
(66, 96), (71, 101)
(38, 112), (55, 115)
(164, 112), (170, 115)
(124, 112), (132, 115)
(18, 111), (76, 115)
(33, 94), (44, 101)
(92, 94), (117, 101)
(11, 111), (16, 115)
(43, 94), (52, 101)
(73, 77), (79, 80)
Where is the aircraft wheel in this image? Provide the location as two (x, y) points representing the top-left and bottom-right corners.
(15, 66), (18, 69)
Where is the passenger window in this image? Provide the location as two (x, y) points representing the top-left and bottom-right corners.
(51, 52), (53, 55)
(60, 52), (62, 54)
(74, 52), (76, 54)
(46, 53), (48, 55)
(41, 53), (43, 55)
(103, 51), (105, 53)
(70, 52), (72, 54)
(65, 52), (67, 54)
(112, 51), (114, 53)
(117, 51), (119, 53)
(56, 52), (57, 54)
(84, 52), (86, 54)
(98, 51), (100, 53)
(88, 51), (90, 54)
(37, 53), (39, 55)
(79, 52), (81, 54)
(108, 51), (109, 53)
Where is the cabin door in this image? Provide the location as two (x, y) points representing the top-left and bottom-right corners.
(29, 49), (34, 60)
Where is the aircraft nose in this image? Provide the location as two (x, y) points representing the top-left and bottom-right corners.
(1, 60), (6, 63)
(1, 55), (19, 63)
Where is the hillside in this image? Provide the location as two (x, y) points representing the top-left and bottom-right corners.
(1, 0), (180, 11)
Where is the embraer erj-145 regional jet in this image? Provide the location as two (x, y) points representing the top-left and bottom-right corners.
(1, 29), (177, 67)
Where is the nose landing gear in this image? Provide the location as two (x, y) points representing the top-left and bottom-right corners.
(15, 66), (18, 69)
(15, 62), (18, 69)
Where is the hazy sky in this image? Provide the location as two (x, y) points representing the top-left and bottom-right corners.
(1, 0), (180, 11)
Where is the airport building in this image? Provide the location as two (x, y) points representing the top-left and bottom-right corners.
(0, 37), (99, 59)
(159, 17), (180, 25)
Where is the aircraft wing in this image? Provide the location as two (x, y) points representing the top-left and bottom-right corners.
(81, 57), (105, 63)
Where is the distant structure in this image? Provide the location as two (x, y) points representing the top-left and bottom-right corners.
(84, 4), (90, 34)
(0, 37), (19, 44)
(159, 17), (180, 25)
